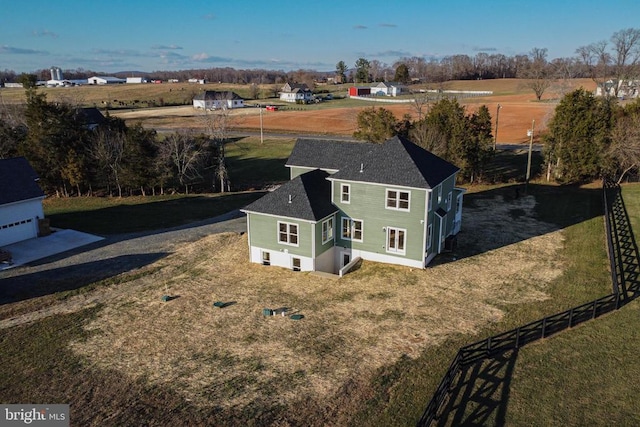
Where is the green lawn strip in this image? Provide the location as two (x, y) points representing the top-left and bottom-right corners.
(349, 184), (613, 426)
(44, 191), (262, 235)
(225, 137), (295, 189)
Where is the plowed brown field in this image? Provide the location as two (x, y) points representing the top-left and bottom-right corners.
(111, 78), (597, 144)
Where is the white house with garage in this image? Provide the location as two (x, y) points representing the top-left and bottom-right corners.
(0, 157), (45, 247)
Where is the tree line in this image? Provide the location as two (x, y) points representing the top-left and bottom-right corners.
(0, 89), (230, 196)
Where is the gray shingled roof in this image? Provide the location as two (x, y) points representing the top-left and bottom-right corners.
(242, 169), (337, 221)
(0, 157), (45, 205)
(286, 138), (375, 172)
(193, 90), (244, 101)
(288, 136), (459, 189)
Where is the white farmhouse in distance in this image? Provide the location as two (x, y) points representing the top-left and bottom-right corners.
(193, 91), (245, 110)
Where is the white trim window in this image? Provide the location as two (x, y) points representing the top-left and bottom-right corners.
(278, 221), (299, 246)
(437, 186), (443, 204)
(341, 183), (350, 203)
(322, 217), (334, 244)
(386, 189), (410, 211)
(446, 192), (452, 211)
(427, 224), (433, 250)
(341, 217), (363, 242)
(387, 227), (406, 255)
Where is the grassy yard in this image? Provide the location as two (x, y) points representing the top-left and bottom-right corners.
(225, 137), (295, 190)
(409, 183), (640, 427)
(44, 191), (263, 235)
(1, 181), (619, 426)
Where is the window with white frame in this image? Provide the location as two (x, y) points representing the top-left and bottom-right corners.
(386, 227), (406, 254)
(262, 251), (271, 265)
(278, 221), (298, 246)
(322, 217), (334, 244)
(446, 192), (452, 211)
(386, 189), (410, 211)
(341, 183), (350, 203)
(437, 186), (442, 204)
(341, 217), (363, 241)
(427, 224), (433, 250)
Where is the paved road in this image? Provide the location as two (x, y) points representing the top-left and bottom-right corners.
(0, 210), (247, 304)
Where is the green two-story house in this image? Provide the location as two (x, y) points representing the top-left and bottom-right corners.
(241, 136), (464, 274)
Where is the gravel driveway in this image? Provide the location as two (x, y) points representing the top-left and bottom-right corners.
(0, 210), (247, 306)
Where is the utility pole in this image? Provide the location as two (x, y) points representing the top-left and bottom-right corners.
(525, 119), (535, 193)
(494, 104), (501, 150)
(259, 105), (264, 144)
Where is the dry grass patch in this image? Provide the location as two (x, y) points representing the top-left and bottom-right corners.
(71, 194), (564, 412)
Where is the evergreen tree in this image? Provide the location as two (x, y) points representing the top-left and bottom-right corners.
(394, 63), (410, 84)
(544, 88), (616, 183)
(353, 107), (398, 143)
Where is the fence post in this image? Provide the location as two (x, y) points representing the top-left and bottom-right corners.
(592, 300), (597, 319)
(568, 308), (573, 328)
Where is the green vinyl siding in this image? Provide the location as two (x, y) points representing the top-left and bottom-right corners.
(315, 215), (336, 255)
(331, 180), (427, 262)
(248, 213), (313, 257)
(289, 166), (339, 180)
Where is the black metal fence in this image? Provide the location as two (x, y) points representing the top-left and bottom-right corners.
(417, 180), (639, 427)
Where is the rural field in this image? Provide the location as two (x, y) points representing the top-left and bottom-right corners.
(1, 78), (597, 143)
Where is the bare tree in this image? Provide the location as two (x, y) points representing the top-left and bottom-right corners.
(158, 131), (205, 194)
(200, 97), (233, 192)
(409, 121), (447, 157)
(576, 41), (611, 95)
(609, 112), (640, 183)
(89, 129), (125, 197)
(610, 28), (640, 96)
(522, 47), (554, 100)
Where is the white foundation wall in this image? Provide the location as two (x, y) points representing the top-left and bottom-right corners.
(249, 246), (314, 271)
(315, 247), (336, 273)
(351, 248), (424, 269)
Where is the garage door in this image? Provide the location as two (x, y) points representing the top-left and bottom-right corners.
(0, 218), (36, 247)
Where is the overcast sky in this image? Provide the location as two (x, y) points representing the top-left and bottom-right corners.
(2, 0), (640, 74)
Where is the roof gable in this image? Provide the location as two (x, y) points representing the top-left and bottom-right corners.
(0, 157), (45, 205)
(242, 169), (337, 221)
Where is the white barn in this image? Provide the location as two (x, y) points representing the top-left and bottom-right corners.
(193, 91), (245, 110)
(88, 76), (126, 85)
(0, 157), (45, 247)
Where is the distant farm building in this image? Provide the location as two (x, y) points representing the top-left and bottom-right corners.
(370, 82), (405, 97)
(348, 87), (371, 97)
(193, 91), (245, 110)
(595, 79), (640, 99)
(88, 76), (126, 85)
(280, 83), (313, 103)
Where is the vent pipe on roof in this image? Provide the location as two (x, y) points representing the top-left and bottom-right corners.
(288, 194), (292, 203)
(360, 163), (364, 173)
